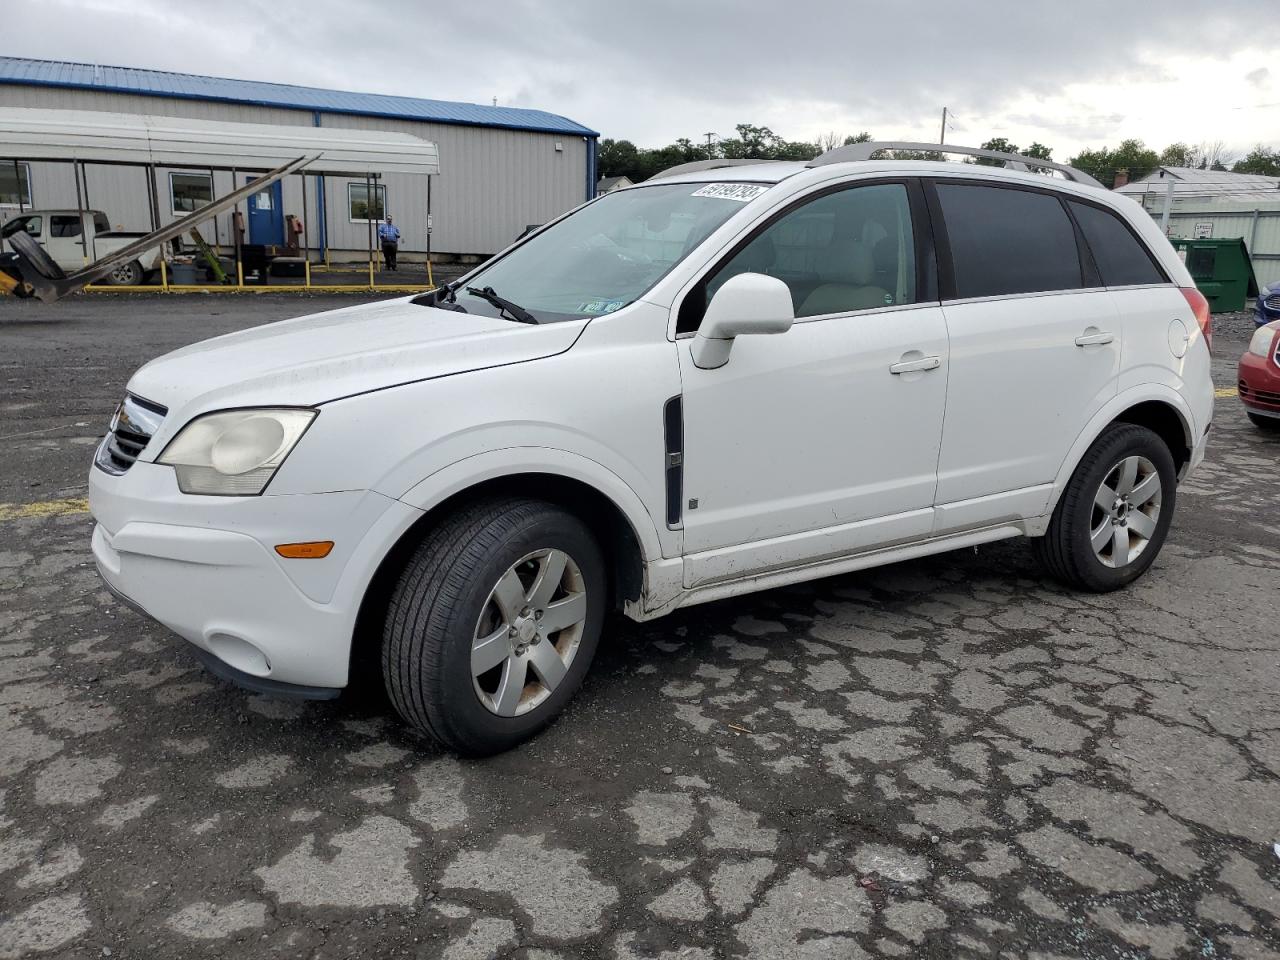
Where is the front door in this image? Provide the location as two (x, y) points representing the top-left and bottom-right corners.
(246, 177), (284, 246)
(676, 180), (948, 589)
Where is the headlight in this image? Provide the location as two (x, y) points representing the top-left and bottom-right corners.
(1248, 325), (1277, 358)
(157, 408), (317, 495)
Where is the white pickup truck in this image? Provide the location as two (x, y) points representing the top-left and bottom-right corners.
(1, 209), (165, 285)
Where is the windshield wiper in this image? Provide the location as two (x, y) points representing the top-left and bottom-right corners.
(411, 280), (467, 312)
(465, 286), (538, 324)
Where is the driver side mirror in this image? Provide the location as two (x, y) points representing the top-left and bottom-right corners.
(690, 272), (794, 369)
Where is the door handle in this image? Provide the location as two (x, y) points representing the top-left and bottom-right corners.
(1074, 331), (1114, 346)
(889, 356), (941, 375)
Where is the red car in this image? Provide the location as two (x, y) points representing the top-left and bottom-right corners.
(1240, 319), (1280, 431)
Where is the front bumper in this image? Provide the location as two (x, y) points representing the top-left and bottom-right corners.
(89, 460), (422, 690)
(1238, 351), (1280, 415)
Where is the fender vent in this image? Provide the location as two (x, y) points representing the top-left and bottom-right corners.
(663, 396), (683, 528)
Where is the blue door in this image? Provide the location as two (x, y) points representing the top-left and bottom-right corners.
(246, 177), (284, 245)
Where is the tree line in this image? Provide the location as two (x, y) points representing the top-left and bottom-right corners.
(598, 125), (1280, 188)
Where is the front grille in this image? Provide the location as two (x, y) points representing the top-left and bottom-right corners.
(94, 394), (167, 475)
(1241, 380), (1280, 406)
(1264, 295), (1280, 311)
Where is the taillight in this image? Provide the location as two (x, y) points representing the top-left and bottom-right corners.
(1180, 287), (1212, 353)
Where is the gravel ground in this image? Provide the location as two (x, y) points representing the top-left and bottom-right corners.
(0, 295), (1278, 959)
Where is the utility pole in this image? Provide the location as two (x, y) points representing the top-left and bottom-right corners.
(704, 132), (716, 160)
(939, 107), (948, 144)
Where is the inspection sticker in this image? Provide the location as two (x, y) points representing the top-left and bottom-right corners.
(691, 183), (769, 202)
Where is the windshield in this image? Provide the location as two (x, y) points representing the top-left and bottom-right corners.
(447, 182), (767, 323)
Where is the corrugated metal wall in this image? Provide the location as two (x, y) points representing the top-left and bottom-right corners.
(1156, 201), (1280, 287)
(0, 85), (590, 257)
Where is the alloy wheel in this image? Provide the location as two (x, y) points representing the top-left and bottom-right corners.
(470, 548), (587, 717)
(1090, 455), (1162, 569)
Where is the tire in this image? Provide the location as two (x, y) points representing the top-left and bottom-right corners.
(1033, 423), (1177, 593)
(382, 498), (606, 756)
(106, 260), (143, 286)
(1247, 412), (1280, 432)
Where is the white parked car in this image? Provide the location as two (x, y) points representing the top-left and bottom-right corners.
(89, 143), (1214, 755)
(2, 209), (165, 285)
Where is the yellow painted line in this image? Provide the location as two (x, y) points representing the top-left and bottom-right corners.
(0, 497), (90, 522)
(1215, 387), (1238, 398)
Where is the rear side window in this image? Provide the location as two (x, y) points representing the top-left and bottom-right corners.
(93, 212), (111, 234)
(936, 183), (1081, 299)
(1068, 201), (1164, 286)
(50, 215), (83, 238)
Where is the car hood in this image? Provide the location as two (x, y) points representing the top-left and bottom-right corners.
(127, 296), (588, 415)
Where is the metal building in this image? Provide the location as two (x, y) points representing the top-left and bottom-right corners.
(1115, 167), (1280, 286)
(1115, 166), (1280, 209)
(0, 57), (598, 261)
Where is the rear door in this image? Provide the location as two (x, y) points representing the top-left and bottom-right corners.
(929, 179), (1120, 533)
(47, 214), (88, 270)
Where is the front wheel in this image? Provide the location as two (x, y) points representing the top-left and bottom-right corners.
(382, 498), (606, 756)
(1033, 423), (1177, 592)
(1247, 411), (1280, 432)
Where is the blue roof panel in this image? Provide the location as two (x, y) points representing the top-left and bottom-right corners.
(0, 57), (598, 137)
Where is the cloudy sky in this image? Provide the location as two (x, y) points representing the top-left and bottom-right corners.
(7, 0), (1279, 161)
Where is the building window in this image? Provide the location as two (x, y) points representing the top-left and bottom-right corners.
(0, 162), (32, 206)
(348, 183), (386, 222)
(170, 172), (213, 215)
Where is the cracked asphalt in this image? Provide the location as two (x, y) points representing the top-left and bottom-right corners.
(1, 294), (1278, 959)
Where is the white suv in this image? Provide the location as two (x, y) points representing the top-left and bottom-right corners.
(89, 143), (1214, 755)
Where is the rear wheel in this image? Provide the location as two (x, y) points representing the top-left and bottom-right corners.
(1247, 411), (1280, 432)
(382, 498), (605, 756)
(106, 260), (143, 286)
(1033, 423), (1176, 592)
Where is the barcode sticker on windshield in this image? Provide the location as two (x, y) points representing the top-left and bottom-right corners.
(691, 183), (769, 202)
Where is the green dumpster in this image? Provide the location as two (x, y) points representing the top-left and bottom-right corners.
(1170, 237), (1260, 313)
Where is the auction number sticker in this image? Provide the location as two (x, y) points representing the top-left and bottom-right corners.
(691, 183), (769, 202)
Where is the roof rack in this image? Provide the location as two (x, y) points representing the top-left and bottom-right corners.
(648, 158), (782, 181)
(809, 141), (1103, 189)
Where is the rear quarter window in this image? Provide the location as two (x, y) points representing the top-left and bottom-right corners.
(1068, 201), (1165, 286)
(936, 182), (1082, 299)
